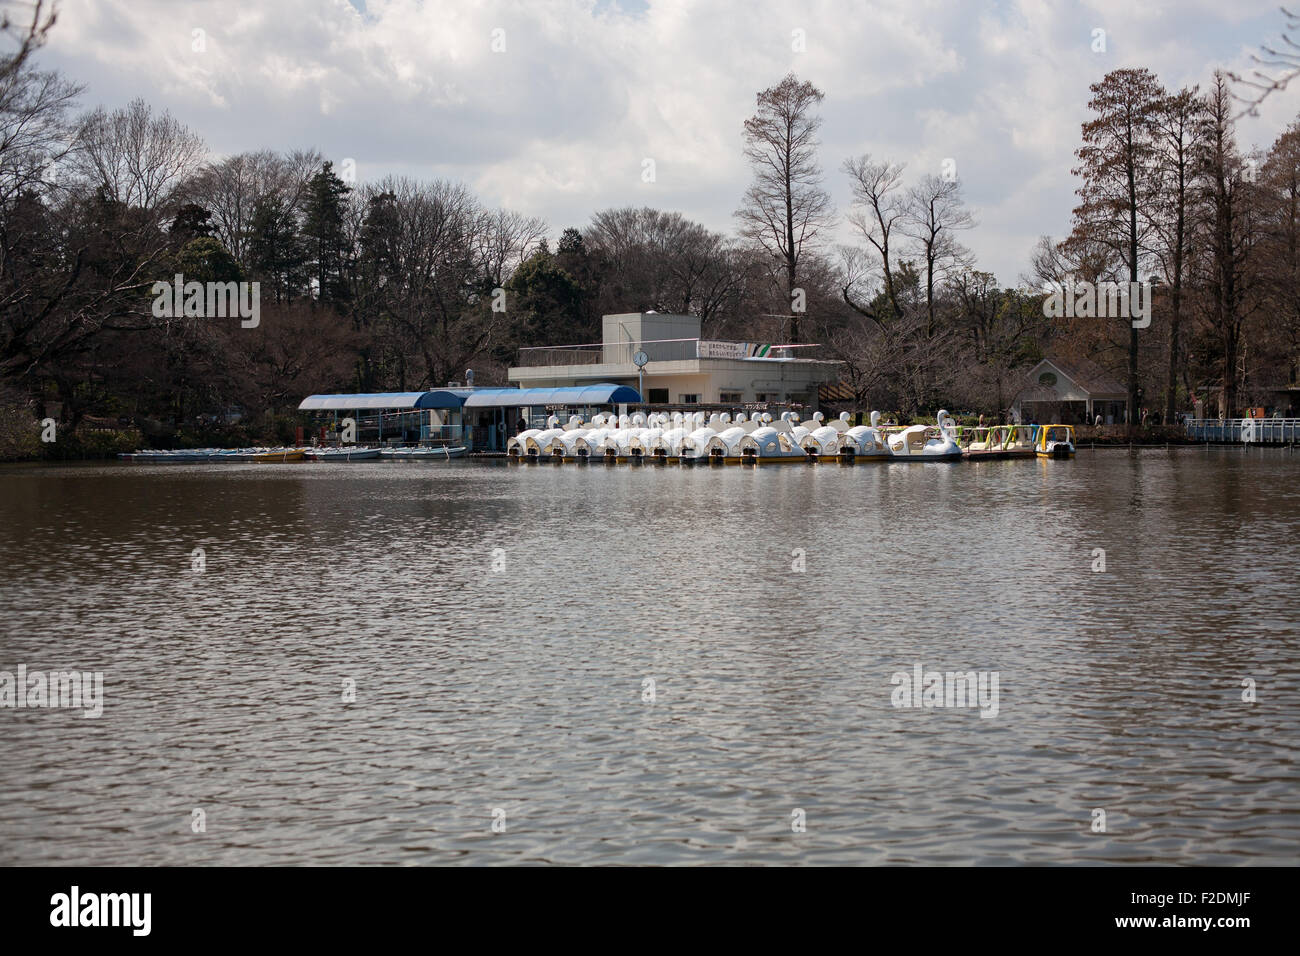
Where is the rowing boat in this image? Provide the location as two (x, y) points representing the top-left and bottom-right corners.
(378, 446), (467, 461)
(306, 447), (381, 461)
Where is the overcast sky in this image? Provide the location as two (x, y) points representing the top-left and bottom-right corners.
(36, 0), (1300, 285)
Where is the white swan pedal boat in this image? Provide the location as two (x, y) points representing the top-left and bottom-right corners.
(886, 411), (963, 461)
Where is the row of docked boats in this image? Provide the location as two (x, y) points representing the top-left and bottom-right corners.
(960, 424), (1076, 459)
(307, 445), (467, 461)
(118, 447), (311, 463)
(507, 412), (1076, 464)
(118, 445), (467, 463)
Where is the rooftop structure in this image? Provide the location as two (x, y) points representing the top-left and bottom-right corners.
(510, 312), (842, 411)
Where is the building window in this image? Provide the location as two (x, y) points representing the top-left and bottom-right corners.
(648, 388), (669, 404)
(1039, 372), (1058, 387)
(719, 391), (743, 403)
(679, 394), (700, 404)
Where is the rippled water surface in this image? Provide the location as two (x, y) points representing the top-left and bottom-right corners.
(1, 448), (1297, 865)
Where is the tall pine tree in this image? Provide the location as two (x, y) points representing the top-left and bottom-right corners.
(302, 161), (351, 305)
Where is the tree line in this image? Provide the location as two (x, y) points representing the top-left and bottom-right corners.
(1042, 68), (1300, 424)
(3, 14), (1299, 454)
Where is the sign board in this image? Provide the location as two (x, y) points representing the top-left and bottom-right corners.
(696, 341), (774, 359)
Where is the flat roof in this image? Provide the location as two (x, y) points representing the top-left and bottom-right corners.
(298, 390), (471, 411)
(463, 385), (641, 407)
(299, 384), (640, 412)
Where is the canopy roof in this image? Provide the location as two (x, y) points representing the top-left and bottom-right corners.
(462, 385), (641, 407)
(298, 384), (639, 412)
(298, 390), (471, 411)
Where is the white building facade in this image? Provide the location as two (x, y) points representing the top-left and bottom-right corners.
(508, 312), (842, 410)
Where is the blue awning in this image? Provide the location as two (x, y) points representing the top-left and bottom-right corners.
(419, 389), (475, 409)
(298, 390), (471, 411)
(462, 385), (641, 408)
(299, 384), (639, 412)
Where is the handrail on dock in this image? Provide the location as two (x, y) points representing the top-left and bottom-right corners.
(1185, 418), (1300, 443)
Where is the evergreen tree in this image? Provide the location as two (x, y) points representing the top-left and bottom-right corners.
(170, 203), (213, 245)
(301, 160), (351, 304)
(555, 226), (602, 340)
(247, 194), (306, 304)
(175, 236), (242, 283)
(506, 248), (583, 346)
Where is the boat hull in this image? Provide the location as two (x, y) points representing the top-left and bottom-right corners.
(251, 449), (306, 462)
(891, 450), (963, 462)
(307, 448), (381, 461)
(378, 446), (467, 461)
(222, 448), (307, 462)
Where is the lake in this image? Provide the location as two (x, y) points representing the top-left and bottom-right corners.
(0, 448), (1297, 864)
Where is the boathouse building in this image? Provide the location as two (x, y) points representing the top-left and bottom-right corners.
(1010, 357), (1129, 425)
(299, 312), (842, 451)
(508, 311), (841, 410)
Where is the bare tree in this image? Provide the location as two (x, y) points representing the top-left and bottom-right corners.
(281, 148), (326, 211)
(669, 228), (746, 327)
(360, 177), (491, 389)
(1229, 6), (1300, 118)
(1148, 86), (1205, 422)
(586, 205), (673, 308)
(71, 98), (206, 212)
(0, 0), (57, 83)
(182, 150), (302, 263)
(585, 206), (737, 321)
(0, 56), (79, 205)
(735, 73), (833, 342)
(477, 207), (547, 289)
(949, 270), (1040, 416)
(831, 243), (924, 413)
(1026, 234), (1072, 288)
(902, 173), (974, 337)
(1257, 119), (1300, 394)
(841, 154), (907, 323)
(1194, 72), (1263, 416)
(0, 192), (173, 390)
(1069, 67), (1165, 427)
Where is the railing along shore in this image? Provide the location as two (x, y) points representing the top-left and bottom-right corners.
(1184, 418), (1300, 443)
